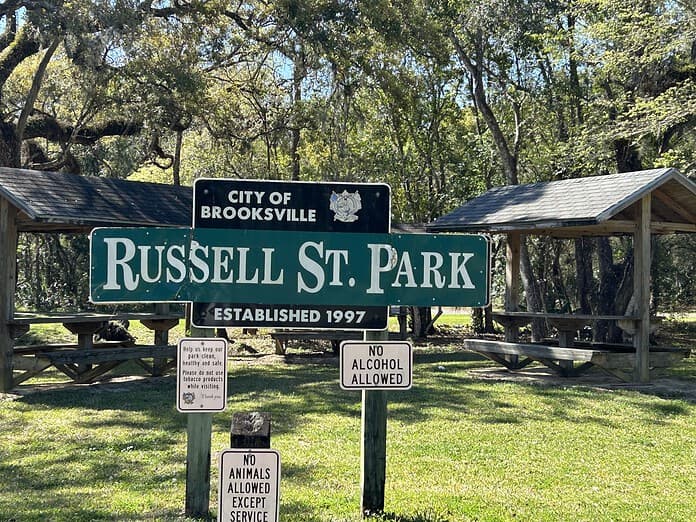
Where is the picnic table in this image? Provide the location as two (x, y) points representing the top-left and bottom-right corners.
(461, 311), (688, 380)
(10, 310), (184, 385)
(270, 306), (409, 355)
(492, 311), (640, 346)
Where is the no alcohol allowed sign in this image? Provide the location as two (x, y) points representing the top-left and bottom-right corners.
(340, 341), (413, 390)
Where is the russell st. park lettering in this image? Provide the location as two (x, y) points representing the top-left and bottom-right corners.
(90, 228), (490, 307)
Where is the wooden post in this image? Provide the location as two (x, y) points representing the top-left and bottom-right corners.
(633, 195), (651, 383)
(360, 329), (388, 517)
(186, 412), (213, 518)
(503, 232), (522, 368)
(185, 326), (216, 518)
(231, 412), (271, 449)
(0, 199), (17, 392)
(153, 303), (170, 376)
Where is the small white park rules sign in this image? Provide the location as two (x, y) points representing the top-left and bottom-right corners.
(176, 338), (228, 412)
(340, 340), (413, 390)
(218, 449), (281, 522)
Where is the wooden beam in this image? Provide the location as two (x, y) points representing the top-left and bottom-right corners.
(652, 189), (696, 223)
(633, 195), (651, 383)
(649, 222), (696, 234)
(0, 199), (17, 391)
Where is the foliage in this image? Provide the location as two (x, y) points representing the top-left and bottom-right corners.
(16, 234), (90, 311)
(4, 0), (696, 312)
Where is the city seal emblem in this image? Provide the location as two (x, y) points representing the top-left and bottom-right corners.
(329, 190), (361, 222)
(182, 392), (195, 405)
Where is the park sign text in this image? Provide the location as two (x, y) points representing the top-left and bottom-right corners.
(90, 227), (490, 308)
(193, 178), (391, 329)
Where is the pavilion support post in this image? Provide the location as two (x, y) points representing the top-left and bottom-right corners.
(152, 303), (170, 376)
(0, 200), (17, 392)
(633, 195), (651, 383)
(505, 232), (521, 342)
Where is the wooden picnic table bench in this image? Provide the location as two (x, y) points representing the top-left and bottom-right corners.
(492, 311), (640, 341)
(468, 311), (683, 381)
(9, 310), (184, 385)
(270, 330), (407, 355)
(462, 338), (688, 380)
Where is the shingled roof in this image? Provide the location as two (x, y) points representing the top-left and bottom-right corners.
(427, 168), (696, 236)
(0, 168), (192, 232)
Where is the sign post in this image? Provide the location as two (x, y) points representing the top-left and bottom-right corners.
(182, 328), (222, 518)
(360, 329), (389, 516)
(88, 178), (492, 519)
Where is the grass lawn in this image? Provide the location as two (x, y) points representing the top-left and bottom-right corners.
(1, 313), (694, 521)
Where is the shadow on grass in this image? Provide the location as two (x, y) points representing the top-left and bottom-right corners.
(15, 350), (696, 440)
(366, 510), (451, 522)
(6, 348), (696, 521)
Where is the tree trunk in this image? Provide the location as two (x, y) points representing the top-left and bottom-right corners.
(172, 129), (183, 186)
(290, 49), (304, 181)
(551, 242), (570, 311)
(472, 307), (483, 333)
(574, 238), (594, 314)
(520, 240), (546, 341)
(595, 237), (635, 343)
(0, 122), (20, 167)
(410, 307), (433, 338)
(472, 305), (496, 334)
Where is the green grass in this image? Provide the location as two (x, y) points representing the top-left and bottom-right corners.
(2, 310), (694, 521)
(2, 351), (695, 522)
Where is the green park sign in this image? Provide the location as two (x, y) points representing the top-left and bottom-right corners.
(90, 227), (490, 308)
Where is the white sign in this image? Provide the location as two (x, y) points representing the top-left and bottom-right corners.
(340, 341), (413, 390)
(176, 338), (228, 412)
(218, 449), (281, 522)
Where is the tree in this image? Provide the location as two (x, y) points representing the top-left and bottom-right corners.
(0, 1), (233, 173)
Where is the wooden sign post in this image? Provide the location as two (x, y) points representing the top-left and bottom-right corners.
(360, 329), (389, 516)
(184, 327), (218, 518)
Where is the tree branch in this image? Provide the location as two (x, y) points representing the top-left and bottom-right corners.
(16, 37), (60, 143)
(0, 22), (40, 91)
(449, 28), (519, 185)
(0, 1), (23, 18)
(0, 12), (16, 51)
(24, 114), (142, 144)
